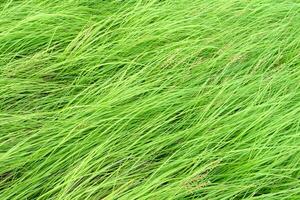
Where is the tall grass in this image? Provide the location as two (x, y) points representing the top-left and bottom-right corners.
(1, 0), (300, 199)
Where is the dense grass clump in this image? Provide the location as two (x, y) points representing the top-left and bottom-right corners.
(1, 0), (300, 199)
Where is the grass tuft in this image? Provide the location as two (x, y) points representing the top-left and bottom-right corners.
(1, 0), (300, 199)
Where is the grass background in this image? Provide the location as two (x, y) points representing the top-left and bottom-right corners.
(1, 0), (300, 199)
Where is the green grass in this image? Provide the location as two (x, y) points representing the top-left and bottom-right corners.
(1, 0), (300, 199)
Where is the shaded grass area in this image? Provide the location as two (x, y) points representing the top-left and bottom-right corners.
(1, 0), (300, 199)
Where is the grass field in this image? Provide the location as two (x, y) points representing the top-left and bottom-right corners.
(1, 0), (300, 199)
